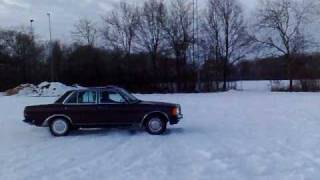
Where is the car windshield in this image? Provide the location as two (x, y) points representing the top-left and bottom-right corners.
(118, 88), (139, 103)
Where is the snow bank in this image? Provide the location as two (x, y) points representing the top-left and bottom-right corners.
(36, 82), (83, 97)
(236, 80), (290, 91)
(236, 81), (272, 91)
(6, 82), (83, 97)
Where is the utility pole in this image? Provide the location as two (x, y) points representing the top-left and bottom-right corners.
(192, 0), (195, 65)
(192, 0), (200, 63)
(47, 12), (54, 82)
(196, 0), (200, 63)
(193, 0), (201, 92)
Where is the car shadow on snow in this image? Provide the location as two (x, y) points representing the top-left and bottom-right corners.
(68, 127), (185, 137)
(164, 127), (185, 135)
(68, 128), (143, 137)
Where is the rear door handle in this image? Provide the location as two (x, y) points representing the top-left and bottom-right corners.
(97, 106), (105, 110)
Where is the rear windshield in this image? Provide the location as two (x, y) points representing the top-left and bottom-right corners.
(55, 91), (73, 104)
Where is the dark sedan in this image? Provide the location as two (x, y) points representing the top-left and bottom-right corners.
(23, 86), (183, 136)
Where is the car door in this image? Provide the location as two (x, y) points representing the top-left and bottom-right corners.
(97, 89), (136, 125)
(64, 90), (98, 125)
(76, 90), (99, 125)
(63, 91), (83, 124)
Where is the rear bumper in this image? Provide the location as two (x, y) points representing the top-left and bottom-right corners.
(23, 119), (35, 125)
(23, 119), (42, 126)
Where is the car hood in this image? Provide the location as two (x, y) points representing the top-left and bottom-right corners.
(138, 101), (178, 107)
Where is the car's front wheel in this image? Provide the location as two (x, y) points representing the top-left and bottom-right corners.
(145, 116), (167, 135)
(49, 118), (70, 137)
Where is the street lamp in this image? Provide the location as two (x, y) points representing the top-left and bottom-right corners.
(47, 13), (52, 42)
(30, 19), (34, 39)
(47, 12), (54, 82)
(30, 19), (34, 33)
(193, 0), (201, 92)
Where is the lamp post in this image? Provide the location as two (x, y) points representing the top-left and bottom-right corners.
(193, 0), (201, 91)
(30, 19), (34, 36)
(192, 0), (195, 64)
(47, 13), (52, 42)
(192, 0), (199, 63)
(47, 12), (54, 82)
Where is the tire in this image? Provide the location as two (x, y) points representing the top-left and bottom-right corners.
(49, 118), (70, 137)
(145, 115), (167, 135)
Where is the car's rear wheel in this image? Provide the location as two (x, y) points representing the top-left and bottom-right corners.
(145, 116), (167, 135)
(49, 118), (70, 137)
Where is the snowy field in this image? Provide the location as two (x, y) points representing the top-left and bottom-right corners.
(1, 91), (320, 180)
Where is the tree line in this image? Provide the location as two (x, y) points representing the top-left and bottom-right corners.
(0, 0), (319, 92)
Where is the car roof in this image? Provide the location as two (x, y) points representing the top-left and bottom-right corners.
(72, 85), (123, 92)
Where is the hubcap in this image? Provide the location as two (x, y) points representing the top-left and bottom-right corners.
(148, 118), (163, 132)
(52, 119), (68, 134)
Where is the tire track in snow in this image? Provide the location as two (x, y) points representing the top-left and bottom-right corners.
(50, 132), (149, 180)
(1, 131), (136, 180)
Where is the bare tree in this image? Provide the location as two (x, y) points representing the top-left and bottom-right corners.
(72, 18), (98, 46)
(201, 0), (254, 91)
(102, 2), (140, 57)
(254, 0), (317, 91)
(0, 29), (43, 82)
(201, 0), (222, 90)
(163, 0), (193, 90)
(136, 0), (166, 73)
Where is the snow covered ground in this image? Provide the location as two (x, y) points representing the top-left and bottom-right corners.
(1, 91), (320, 180)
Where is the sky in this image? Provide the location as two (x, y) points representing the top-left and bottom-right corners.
(0, 0), (257, 43)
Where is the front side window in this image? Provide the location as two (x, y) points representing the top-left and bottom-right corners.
(78, 91), (97, 104)
(119, 88), (139, 103)
(100, 90), (126, 104)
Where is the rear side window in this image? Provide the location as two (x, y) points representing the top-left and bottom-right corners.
(55, 91), (73, 104)
(66, 92), (77, 104)
(78, 91), (97, 104)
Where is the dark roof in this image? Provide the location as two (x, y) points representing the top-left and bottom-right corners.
(74, 85), (123, 91)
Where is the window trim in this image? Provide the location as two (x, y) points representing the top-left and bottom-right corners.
(63, 90), (98, 105)
(62, 91), (77, 105)
(55, 91), (73, 104)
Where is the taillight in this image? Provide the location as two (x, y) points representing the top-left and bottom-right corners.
(24, 110), (27, 118)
